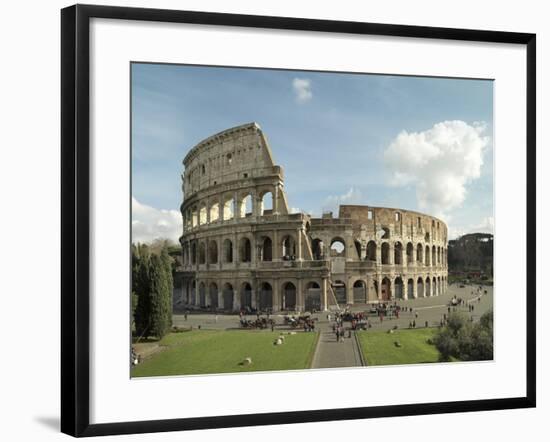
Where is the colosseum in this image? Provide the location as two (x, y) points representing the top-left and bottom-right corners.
(179, 122), (448, 312)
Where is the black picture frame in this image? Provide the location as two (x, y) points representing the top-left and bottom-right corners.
(61, 4), (536, 437)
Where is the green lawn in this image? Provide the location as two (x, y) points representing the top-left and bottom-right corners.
(357, 328), (440, 366)
(132, 330), (319, 377)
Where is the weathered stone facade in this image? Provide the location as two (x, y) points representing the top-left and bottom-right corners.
(179, 123), (448, 312)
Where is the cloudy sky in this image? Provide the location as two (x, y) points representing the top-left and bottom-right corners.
(132, 63), (493, 243)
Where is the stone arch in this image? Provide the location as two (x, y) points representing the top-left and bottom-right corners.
(208, 240), (218, 264)
(425, 245), (431, 266)
(354, 240), (362, 260)
(312, 238), (324, 260)
(223, 238), (233, 263)
(199, 202), (207, 225)
(333, 280), (346, 304)
(209, 202), (220, 222)
(381, 277), (391, 300)
(238, 193), (253, 218)
(407, 278), (414, 298)
(261, 236), (273, 261)
(222, 282), (234, 311)
(199, 281), (206, 307)
(394, 276), (404, 299)
(191, 206), (198, 227)
(381, 242), (390, 264)
(209, 282), (218, 309)
(433, 276), (437, 295)
(366, 240), (377, 261)
(259, 282), (273, 311)
(426, 277), (432, 296)
(381, 227), (390, 239)
(281, 235), (297, 259)
(394, 242), (403, 265)
(329, 237), (346, 257)
(417, 277), (424, 297)
(305, 281), (321, 312)
(240, 282), (252, 311)
(416, 243), (423, 263)
(260, 190), (273, 215)
(239, 237), (251, 262)
(353, 280), (367, 303)
(198, 242), (206, 265)
(432, 246), (436, 267)
(406, 242), (414, 264)
(222, 195), (234, 220)
(190, 241), (197, 265)
(282, 282), (297, 310)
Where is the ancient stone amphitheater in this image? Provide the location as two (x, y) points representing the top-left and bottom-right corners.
(179, 123), (448, 312)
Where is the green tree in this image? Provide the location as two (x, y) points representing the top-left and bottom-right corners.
(134, 244), (151, 338)
(148, 254), (171, 339)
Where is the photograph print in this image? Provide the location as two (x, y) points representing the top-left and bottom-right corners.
(130, 63), (494, 378)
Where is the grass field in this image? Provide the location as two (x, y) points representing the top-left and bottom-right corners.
(132, 330), (319, 377)
(357, 328), (440, 366)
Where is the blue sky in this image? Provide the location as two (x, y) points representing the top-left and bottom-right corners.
(131, 63), (493, 242)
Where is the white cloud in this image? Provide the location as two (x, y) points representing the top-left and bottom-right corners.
(322, 187), (363, 214)
(292, 78), (312, 103)
(383, 120), (490, 219)
(132, 197), (182, 244)
(448, 216), (494, 240)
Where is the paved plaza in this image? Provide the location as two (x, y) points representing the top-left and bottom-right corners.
(170, 283), (493, 369)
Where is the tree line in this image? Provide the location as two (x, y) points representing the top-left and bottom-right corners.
(132, 242), (173, 341)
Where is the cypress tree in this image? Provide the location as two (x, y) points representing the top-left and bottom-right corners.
(149, 254), (171, 339)
(134, 244), (151, 338)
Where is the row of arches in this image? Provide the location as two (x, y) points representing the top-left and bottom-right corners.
(183, 234), (300, 266)
(183, 189), (276, 229)
(312, 237), (447, 266)
(184, 280), (324, 311)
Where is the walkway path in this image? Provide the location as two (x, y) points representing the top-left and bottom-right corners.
(311, 325), (363, 369)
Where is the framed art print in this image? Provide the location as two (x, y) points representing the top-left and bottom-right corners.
(61, 4), (536, 437)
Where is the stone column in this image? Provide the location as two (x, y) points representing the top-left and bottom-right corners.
(388, 243), (394, 265)
(376, 242), (381, 265)
(321, 278), (328, 311)
(377, 275), (383, 301)
(273, 185), (279, 215)
(413, 277), (418, 299)
(346, 278), (354, 305)
(272, 280), (280, 312)
(297, 279), (304, 312)
(217, 289), (223, 310)
(233, 191), (239, 219)
(297, 228), (303, 261)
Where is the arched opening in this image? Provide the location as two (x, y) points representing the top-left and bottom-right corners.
(239, 194), (253, 218)
(191, 206), (198, 227)
(240, 282), (252, 311)
(261, 236), (273, 261)
(208, 240), (218, 264)
(261, 191), (273, 215)
(372, 280), (379, 301)
(433, 276), (437, 296)
(222, 283), (234, 311)
(239, 237), (251, 262)
(282, 235), (296, 259)
(198, 242), (206, 264)
(353, 280), (367, 303)
(425, 245), (431, 266)
(209, 282), (218, 309)
(191, 241), (197, 265)
(394, 242), (403, 265)
(259, 282), (273, 311)
(312, 238), (324, 260)
(426, 277), (432, 296)
(330, 238), (346, 257)
(199, 282), (206, 307)
(394, 277), (404, 299)
(432, 246), (436, 267)
(407, 278), (414, 298)
(381, 277), (391, 300)
(223, 239), (233, 263)
(222, 197), (234, 220)
(406, 242), (414, 264)
(366, 240), (377, 261)
(282, 282), (297, 310)
(209, 202), (220, 222)
(417, 277), (424, 297)
(381, 242), (390, 264)
(190, 280), (196, 305)
(416, 243), (423, 263)
(425, 232), (430, 242)
(305, 281), (321, 312)
(199, 203), (207, 225)
(333, 280), (346, 304)
(381, 227), (390, 239)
